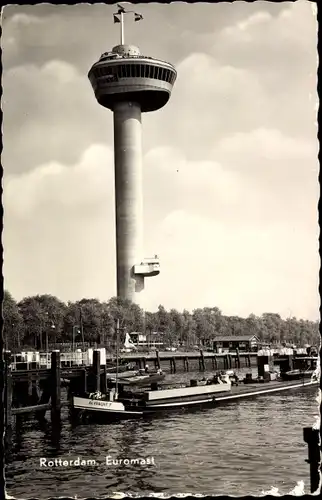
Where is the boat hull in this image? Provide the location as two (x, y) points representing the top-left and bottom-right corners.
(73, 396), (143, 421)
(72, 379), (318, 422)
(119, 373), (166, 386)
(280, 370), (314, 381)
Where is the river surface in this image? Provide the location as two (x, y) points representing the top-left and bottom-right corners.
(5, 368), (319, 498)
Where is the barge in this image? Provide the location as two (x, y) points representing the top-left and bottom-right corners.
(72, 370), (318, 422)
(72, 342), (319, 422)
(73, 372), (232, 420)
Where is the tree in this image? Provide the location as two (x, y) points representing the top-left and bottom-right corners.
(18, 296), (47, 349)
(3, 291), (25, 351)
(168, 308), (184, 344)
(181, 309), (197, 347)
(261, 313), (283, 344)
(192, 308), (215, 345)
(244, 314), (261, 339)
(76, 298), (104, 344)
(33, 294), (67, 345)
(107, 297), (144, 333)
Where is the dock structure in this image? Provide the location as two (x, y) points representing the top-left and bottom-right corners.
(3, 348), (318, 438)
(7, 348), (318, 376)
(8, 349), (261, 372)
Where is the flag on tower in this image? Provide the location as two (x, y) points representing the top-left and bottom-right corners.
(134, 13), (143, 22)
(113, 14), (121, 23)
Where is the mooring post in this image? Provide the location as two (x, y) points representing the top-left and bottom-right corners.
(82, 368), (88, 393)
(37, 378), (51, 421)
(4, 351), (13, 434)
(235, 348), (240, 369)
(34, 375), (41, 402)
(303, 427), (321, 493)
(51, 350), (61, 423)
(156, 350), (161, 370)
(93, 349), (101, 392)
(28, 373), (33, 403)
(101, 364), (108, 394)
(199, 350), (205, 371)
(171, 357), (176, 374)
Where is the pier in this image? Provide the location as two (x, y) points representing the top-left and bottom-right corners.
(3, 348), (318, 438)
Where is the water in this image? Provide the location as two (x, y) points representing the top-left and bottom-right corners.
(5, 370), (318, 498)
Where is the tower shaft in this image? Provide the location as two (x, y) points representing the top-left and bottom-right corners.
(113, 101), (144, 302)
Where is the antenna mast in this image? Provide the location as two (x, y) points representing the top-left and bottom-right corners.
(113, 4), (143, 46)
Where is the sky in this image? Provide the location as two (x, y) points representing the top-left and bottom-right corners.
(1, 1), (319, 320)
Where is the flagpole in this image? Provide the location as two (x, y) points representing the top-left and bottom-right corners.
(120, 10), (124, 45)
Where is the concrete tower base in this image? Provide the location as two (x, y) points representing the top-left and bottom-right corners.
(113, 101), (143, 302)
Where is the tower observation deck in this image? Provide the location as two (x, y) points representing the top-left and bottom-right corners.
(88, 5), (176, 302)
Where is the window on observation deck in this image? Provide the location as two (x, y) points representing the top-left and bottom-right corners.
(118, 64), (126, 78)
(144, 65), (150, 78)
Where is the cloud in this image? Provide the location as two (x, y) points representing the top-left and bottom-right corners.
(3, 144), (117, 301)
(2, 60), (112, 174)
(150, 209), (319, 319)
(4, 144), (114, 218)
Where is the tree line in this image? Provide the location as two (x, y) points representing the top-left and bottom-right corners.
(3, 290), (320, 351)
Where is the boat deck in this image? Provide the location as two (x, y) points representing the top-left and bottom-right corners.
(215, 378), (317, 403)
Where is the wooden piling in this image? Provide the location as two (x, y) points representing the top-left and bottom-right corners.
(101, 365), (108, 394)
(155, 350), (161, 370)
(27, 374), (33, 402)
(235, 348), (241, 369)
(81, 368), (87, 394)
(93, 349), (101, 392)
(34, 377), (41, 402)
(199, 350), (205, 371)
(4, 351), (13, 432)
(170, 357), (176, 374)
(303, 427), (321, 493)
(50, 350), (61, 422)
(37, 378), (52, 420)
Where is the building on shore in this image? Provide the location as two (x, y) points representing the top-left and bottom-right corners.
(212, 334), (261, 353)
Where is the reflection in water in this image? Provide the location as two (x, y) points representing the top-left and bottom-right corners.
(5, 371), (318, 498)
